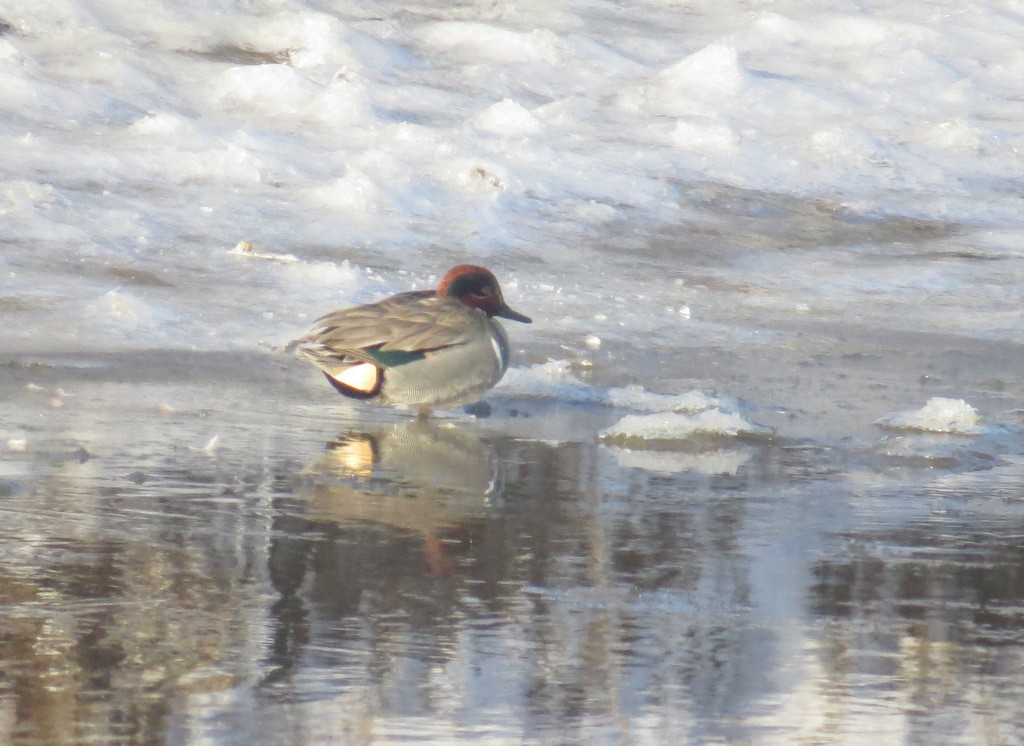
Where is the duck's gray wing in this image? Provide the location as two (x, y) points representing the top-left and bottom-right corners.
(293, 292), (482, 373)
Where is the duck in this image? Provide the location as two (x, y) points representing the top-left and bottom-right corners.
(292, 265), (531, 416)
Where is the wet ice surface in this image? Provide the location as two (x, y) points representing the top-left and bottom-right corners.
(3, 0), (1024, 742)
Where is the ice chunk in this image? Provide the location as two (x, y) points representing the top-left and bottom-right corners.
(500, 361), (725, 413)
(600, 410), (767, 444)
(669, 120), (739, 153)
(499, 361), (606, 404)
(85, 289), (174, 331)
(128, 112), (193, 137)
(210, 65), (321, 114)
(472, 98), (542, 136)
(875, 397), (981, 434)
(303, 169), (386, 213)
(212, 58), (374, 129)
(250, 12), (351, 69)
(605, 386), (721, 414)
(625, 43), (747, 117)
(659, 43), (746, 96)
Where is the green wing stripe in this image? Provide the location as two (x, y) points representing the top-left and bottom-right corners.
(363, 347), (426, 368)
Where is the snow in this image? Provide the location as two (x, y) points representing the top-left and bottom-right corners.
(1, 0), (1022, 439)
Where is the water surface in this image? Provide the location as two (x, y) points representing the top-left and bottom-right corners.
(2, 351), (1022, 744)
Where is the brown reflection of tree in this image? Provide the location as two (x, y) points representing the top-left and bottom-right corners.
(0, 538), (196, 744)
(0, 574), (79, 745)
(0, 463), (270, 745)
(260, 493), (488, 698)
(808, 518), (1024, 742)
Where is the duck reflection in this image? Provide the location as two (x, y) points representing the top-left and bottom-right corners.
(263, 421), (502, 689)
(307, 420), (497, 513)
(303, 421), (499, 573)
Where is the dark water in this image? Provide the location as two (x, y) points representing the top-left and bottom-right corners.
(1, 352), (1023, 745)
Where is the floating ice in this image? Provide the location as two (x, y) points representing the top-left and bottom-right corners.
(875, 397), (982, 434)
(500, 360), (725, 413)
(498, 361), (612, 405)
(867, 434), (998, 471)
(498, 360), (767, 446)
(605, 386), (721, 414)
(600, 410), (767, 444)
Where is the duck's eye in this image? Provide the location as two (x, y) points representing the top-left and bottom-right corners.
(474, 285), (494, 297)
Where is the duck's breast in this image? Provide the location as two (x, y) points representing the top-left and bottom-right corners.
(381, 317), (510, 409)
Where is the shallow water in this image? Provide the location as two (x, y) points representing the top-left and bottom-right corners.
(2, 352), (1023, 744)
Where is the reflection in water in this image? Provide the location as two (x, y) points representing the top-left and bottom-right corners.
(263, 423), (499, 692)
(304, 422), (498, 536)
(2, 374), (1024, 742)
(260, 420), (754, 739)
(808, 518), (1024, 740)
